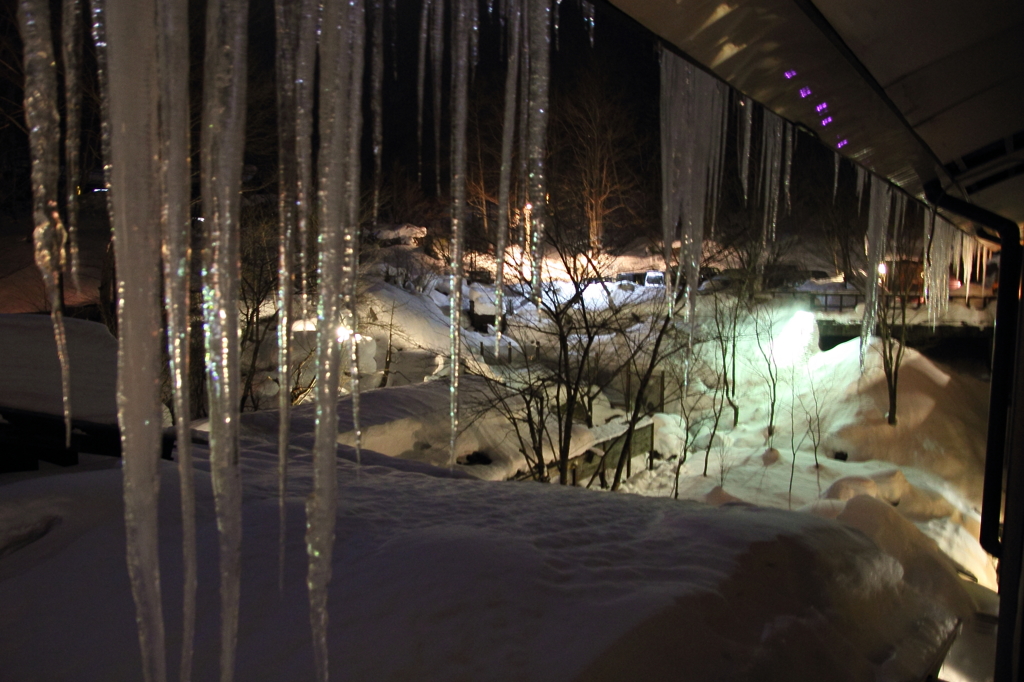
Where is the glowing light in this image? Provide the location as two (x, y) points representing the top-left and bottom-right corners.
(877, 263), (887, 276)
(784, 70), (797, 79)
(821, 116), (833, 126)
(837, 139), (848, 148)
(799, 87), (812, 98)
(815, 102), (828, 113)
(337, 326), (362, 343)
(524, 202), (532, 210)
(770, 311), (817, 368)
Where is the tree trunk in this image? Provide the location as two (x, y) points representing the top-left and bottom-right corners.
(887, 382), (898, 425)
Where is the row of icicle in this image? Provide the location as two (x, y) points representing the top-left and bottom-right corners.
(660, 46), (798, 324)
(16, 0), (565, 680)
(17, 0), (990, 679)
(858, 174), (989, 365)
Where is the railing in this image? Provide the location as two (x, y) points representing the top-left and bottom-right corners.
(765, 290), (997, 314)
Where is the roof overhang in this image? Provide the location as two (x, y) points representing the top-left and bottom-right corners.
(608, 0), (1024, 229)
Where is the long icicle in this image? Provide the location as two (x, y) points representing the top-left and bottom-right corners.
(308, 1), (363, 678)
(416, 0), (430, 185)
(309, 0), (346, 671)
(105, 0), (167, 678)
(962, 232), (976, 303)
(449, 0), (471, 466)
(516, 16), (529, 250)
(431, 0), (445, 196)
(758, 110), (784, 278)
(294, 0), (320, 313)
(659, 45), (682, 313)
(660, 49), (727, 320)
(580, 0), (595, 46)
(782, 121), (793, 214)
(526, 0), (551, 301)
(832, 151), (840, 202)
(370, 0), (384, 225)
(492, 0), (522, 353)
(88, 0), (114, 219)
(344, 0), (366, 468)
(155, 0), (195, 677)
(738, 95), (752, 204)
(273, 0), (299, 595)
(860, 174), (891, 366)
(201, 0), (249, 679)
(19, 0), (73, 449)
(61, 0), (83, 287)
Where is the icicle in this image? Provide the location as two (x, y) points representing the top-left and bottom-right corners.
(468, 0), (479, 72)
(343, 0), (366, 469)
(759, 110), (784, 254)
(19, 0), (73, 449)
(580, 0), (595, 46)
(962, 232), (976, 303)
(295, 0), (320, 310)
(273, 0), (300, 596)
(155, 0), (195, 677)
(860, 174), (891, 366)
(526, 0), (551, 301)
(493, 0), (522, 352)
(782, 122), (793, 214)
(308, 1), (364, 678)
(660, 51), (685, 315)
(553, 0), (559, 50)
(891, 191), (907, 246)
(660, 48), (727, 319)
(448, 0), (472, 466)
(708, 81), (730, 240)
(738, 95), (752, 204)
(516, 24), (530, 249)
(923, 210), (956, 329)
(62, 0), (83, 287)
(370, 0), (384, 225)
(389, 0), (398, 80)
(855, 164), (868, 214)
(104, 0), (168, 678)
(832, 151), (840, 202)
(89, 0), (113, 219)
(201, 0), (249, 679)
(416, 0), (430, 184)
(982, 245), (990, 295)
(431, 0), (445, 195)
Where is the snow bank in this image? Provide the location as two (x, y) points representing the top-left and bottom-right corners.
(817, 337), (989, 505)
(0, 314), (118, 424)
(623, 303), (993, 591)
(0, 441), (969, 681)
(362, 280), (490, 357)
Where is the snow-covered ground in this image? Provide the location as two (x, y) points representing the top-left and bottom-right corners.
(0, 276), (998, 680)
(1, 430), (973, 680)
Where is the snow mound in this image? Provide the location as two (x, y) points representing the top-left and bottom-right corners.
(818, 337), (989, 505)
(0, 445), (970, 681)
(0, 314), (118, 424)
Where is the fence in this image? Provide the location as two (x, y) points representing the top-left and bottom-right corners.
(766, 290), (996, 314)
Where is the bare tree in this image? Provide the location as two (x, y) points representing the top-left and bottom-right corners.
(875, 198), (918, 425)
(750, 302), (780, 445)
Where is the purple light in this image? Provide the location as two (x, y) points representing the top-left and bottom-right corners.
(815, 102), (828, 113)
(837, 139), (848, 148)
(784, 70), (797, 79)
(799, 87), (812, 98)
(821, 116), (833, 126)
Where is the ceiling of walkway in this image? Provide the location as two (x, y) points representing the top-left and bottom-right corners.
(609, 0), (1024, 227)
